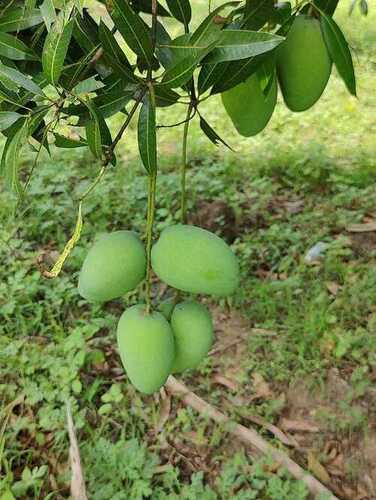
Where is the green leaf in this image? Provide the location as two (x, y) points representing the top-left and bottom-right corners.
(85, 107), (102, 159)
(320, 12), (356, 96)
(0, 62), (45, 96)
(242, 0), (275, 30)
(166, 0), (191, 27)
(0, 80), (21, 106)
(99, 21), (137, 83)
(0, 7), (43, 33)
(72, 76), (104, 95)
(111, 0), (154, 66)
(73, 10), (99, 52)
(138, 91), (157, 175)
(203, 30), (284, 64)
(199, 116), (233, 150)
(42, 17), (74, 85)
(1, 118), (28, 196)
(54, 133), (87, 148)
(0, 32), (37, 61)
(75, 0), (86, 16)
(211, 55), (264, 93)
(85, 102), (112, 160)
(313, 0), (339, 16)
(0, 111), (22, 131)
(191, 2), (239, 46)
(198, 62), (229, 94)
(64, 89), (134, 124)
(40, 0), (56, 32)
(160, 39), (217, 89)
(154, 86), (180, 107)
(130, 0), (171, 17)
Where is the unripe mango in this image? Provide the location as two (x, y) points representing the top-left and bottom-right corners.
(151, 225), (239, 296)
(117, 304), (175, 394)
(171, 301), (214, 373)
(221, 71), (277, 137)
(277, 15), (332, 112)
(78, 231), (146, 302)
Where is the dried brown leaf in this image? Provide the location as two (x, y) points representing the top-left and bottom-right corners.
(213, 375), (239, 392)
(279, 418), (320, 433)
(346, 222), (376, 233)
(307, 451), (331, 485)
(250, 373), (273, 401)
(155, 388), (171, 433)
(326, 282), (340, 296)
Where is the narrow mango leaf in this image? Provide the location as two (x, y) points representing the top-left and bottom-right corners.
(0, 7), (43, 32)
(75, 0), (86, 16)
(211, 54), (264, 93)
(204, 30), (284, 64)
(191, 2), (239, 46)
(242, 0), (274, 30)
(0, 62), (45, 96)
(93, 89), (134, 119)
(320, 12), (356, 96)
(161, 40), (217, 88)
(198, 62), (229, 94)
(0, 81), (20, 107)
(63, 89), (133, 124)
(154, 86), (180, 107)
(161, 55), (201, 89)
(85, 102), (113, 160)
(199, 116), (233, 150)
(314, 0), (339, 16)
(72, 76), (104, 95)
(2, 118), (29, 196)
(138, 91), (157, 175)
(40, 0), (56, 32)
(130, 0), (171, 17)
(73, 10), (100, 52)
(54, 134), (87, 148)
(157, 33), (191, 70)
(0, 32), (37, 60)
(166, 0), (191, 27)
(99, 21), (137, 83)
(42, 17), (74, 85)
(85, 107), (102, 159)
(111, 0), (153, 66)
(0, 111), (22, 131)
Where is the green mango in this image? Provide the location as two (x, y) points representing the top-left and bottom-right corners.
(277, 15), (332, 112)
(78, 231), (146, 302)
(117, 304), (175, 394)
(151, 224), (239, 297)
(171, 301), (214, 373)
(221, 71), (278, 137)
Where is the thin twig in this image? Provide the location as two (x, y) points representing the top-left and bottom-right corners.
(157, 107), (197, 129)
(165, 376), (339, 500)
(105, 89), (147, 164)
(180, 102), (194, 224)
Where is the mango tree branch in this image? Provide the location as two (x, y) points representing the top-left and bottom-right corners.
(165, 376), (340, 500)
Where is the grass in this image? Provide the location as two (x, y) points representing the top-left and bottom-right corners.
(1, 2), (376, 499)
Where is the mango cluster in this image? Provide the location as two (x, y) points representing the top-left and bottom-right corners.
(221, 15), (333, 136)
(78, 225), (239, 394)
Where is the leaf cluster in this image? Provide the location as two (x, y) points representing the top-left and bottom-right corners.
(0, 0), (357, 194)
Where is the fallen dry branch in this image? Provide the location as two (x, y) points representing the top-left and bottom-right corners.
(66, 402), (88, 500)
(165, 376), (339, 500)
